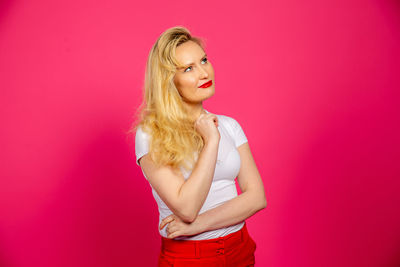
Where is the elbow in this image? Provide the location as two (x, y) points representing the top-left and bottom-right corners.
(173, 196), (200, 223)
(261, 199), (267, 209)
(260, 189), (268, 209)
(250, 188), (267, 211)
(178, 208), (198, 223)
(181, 214), (196, 224)
(186, 209), (200, 223)
(186, 215), (197, 224)
(259, 195), (267, 210)
(174, 210), (194, 223)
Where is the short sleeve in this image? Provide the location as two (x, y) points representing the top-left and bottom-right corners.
(227, 116), (248, 147)
(135, 126), (150, 166)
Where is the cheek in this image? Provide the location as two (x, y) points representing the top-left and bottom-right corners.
(208, 64), (215, 76)
(179, 76), (197, 89)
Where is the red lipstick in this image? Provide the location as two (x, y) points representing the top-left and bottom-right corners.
(198, 80), (212, 88)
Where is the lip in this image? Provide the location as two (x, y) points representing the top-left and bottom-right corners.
(198, 80), (212, 88)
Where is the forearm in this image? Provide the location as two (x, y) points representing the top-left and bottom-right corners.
(178, 140), (219, 221)
(193, 190), (266, 233)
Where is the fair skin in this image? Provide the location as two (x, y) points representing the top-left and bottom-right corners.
(160, 142), (267, 238)
(173, 40), (215, 120)
(139, 40), (221, 223)
(140, 40), (267, 238)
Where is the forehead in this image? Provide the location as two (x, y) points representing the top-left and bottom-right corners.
(175, 40), (204, 64)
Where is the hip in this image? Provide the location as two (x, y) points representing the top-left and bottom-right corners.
(158, 222), (257, 266)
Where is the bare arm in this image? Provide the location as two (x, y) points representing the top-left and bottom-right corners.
(177, 139), (219, 220)
(195, 142), (267, 231)
(139, 114), (220, 223)
(139, 140), (218, 223)
(159, 142), (267, 237)
(192, 189), (265, 233)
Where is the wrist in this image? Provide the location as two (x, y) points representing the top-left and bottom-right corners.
(204, 138), (219, 148)
(192, 214), (208, 234)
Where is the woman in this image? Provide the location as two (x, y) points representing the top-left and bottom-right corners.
(132, 26), (267, 266)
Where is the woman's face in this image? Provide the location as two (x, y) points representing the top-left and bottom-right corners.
(173, 40), (215, 104)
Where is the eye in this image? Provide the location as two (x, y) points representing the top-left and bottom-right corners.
(183, 58), (208, 72)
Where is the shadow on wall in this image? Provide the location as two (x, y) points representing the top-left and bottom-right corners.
(0, 239), (12, 267)
(2, 121), (160, 267)
(39, 123), (159, 266)
(0, 0), (14, 30)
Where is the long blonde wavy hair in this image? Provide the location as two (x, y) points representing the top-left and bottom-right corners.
(128, 26), (207, 173)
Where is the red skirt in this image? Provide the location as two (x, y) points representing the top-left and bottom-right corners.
(158, 222), (256, 266)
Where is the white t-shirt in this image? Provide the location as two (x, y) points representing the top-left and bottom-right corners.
(134, 109), (248, 240)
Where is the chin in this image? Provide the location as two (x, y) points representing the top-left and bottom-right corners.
(202, 91), (215, 100)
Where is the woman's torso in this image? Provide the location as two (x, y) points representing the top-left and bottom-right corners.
(137, 109), (245, 240)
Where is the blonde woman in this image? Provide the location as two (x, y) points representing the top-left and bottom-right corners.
(132, 26), (267, 266)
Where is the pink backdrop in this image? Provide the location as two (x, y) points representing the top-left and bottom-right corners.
(1, 0), (399, 266)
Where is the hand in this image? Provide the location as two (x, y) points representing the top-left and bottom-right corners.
(159, 214), (203, 239)
(194, 113), (220, 144)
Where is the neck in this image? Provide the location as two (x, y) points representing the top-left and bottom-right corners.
(183, 103), (206, 121)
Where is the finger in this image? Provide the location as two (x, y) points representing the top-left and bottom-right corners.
(168, 230), (180, 239)
(160, 216), (174, 230)
(213, 118), (218, 127)
(160, 219), (167, 230)
(167, 223), (177, 233)
(166, 224), (176, 237)
(167, 229), (175, 239)
(160, 218), (172, 230)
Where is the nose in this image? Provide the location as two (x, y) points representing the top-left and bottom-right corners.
(199, 65), (209, 79)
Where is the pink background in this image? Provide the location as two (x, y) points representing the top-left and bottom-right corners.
(1, 0), (399, 266)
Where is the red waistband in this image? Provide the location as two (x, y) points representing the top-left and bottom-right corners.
(160, 222), (249, 258)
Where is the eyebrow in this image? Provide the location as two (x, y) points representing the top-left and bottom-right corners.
(179, 54), (207, 69)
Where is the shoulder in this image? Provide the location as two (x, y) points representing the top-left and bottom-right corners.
(215, 113), (248, 147)
(205, 109), (243, 130)
(205, 109), (236, 125)
(135, 126), (152, 153)
(135, 125), (150, 140)
(215, 114), (242, 131)
(135, 125), (152, 166)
